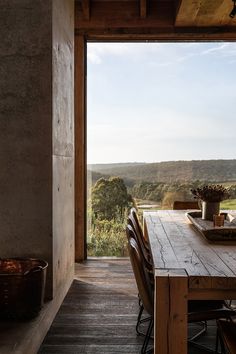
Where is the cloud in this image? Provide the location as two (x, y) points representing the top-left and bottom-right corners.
(199, 43), (236, 60)
(87, 43), (136, 64)
(200, 43), (229, 55)
(88, 42), (236, 67)
(87, 42), (163, 64)
(87, 42), (236, 163)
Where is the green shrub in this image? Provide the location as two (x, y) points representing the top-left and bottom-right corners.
(87, 218), (128, 257)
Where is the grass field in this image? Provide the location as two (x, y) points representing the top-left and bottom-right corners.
(136, 198), (236, 211)
(221, 199), (236, 210)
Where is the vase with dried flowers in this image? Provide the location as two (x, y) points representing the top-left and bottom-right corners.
(190, 184), (230, 221)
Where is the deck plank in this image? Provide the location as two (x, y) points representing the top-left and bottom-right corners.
(39, 259), (218, 354)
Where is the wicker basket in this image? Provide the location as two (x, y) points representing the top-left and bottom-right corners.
(0, 258), (48, 320)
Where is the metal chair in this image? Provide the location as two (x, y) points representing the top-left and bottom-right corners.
(126, 223), (236, 353)
(216, 319), (236, 354)
(173, 200), (200, 210)
(126, 216), (153, 338)
(188, 301), (235, 352)
(127, 229), (154, 354)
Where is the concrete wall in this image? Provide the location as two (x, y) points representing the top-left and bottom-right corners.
(52, 0), (74, 294)
(0, 0), (74, 299)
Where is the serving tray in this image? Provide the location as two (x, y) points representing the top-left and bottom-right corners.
(186, 211), (236, 242)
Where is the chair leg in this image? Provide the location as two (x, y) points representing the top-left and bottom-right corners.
(138, 293), (142, 308)
(217, 329), (227, 354)
(189, 341), (217, 353)
(188, 321), (207, 341)
(141, 318), (153, 354)
(188, 321), (217, 353)
(215, 328), (225, 354)
(136, 304), (144, 335)
(136, 303), (152, 337)
(215, 328), (219, 354)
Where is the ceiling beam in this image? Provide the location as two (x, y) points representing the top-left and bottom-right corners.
(175, 0), (235, 27)
(82, 0), (90, 21)
(175, 0), (202, 27)
(75, 1), (175, 29)
(75, 0), (236, 38)
(140, 0), (147, 18)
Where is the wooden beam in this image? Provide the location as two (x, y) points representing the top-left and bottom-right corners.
(75, 1), (175, 29)
(75, 26), (236, 41)
(155, 270), (188, 354)
(140, 0), (147, 18)
(175, 0), (201, 27)
(175, 0), (234, 27)
(75, 35), (87, 262)
(76, 0), (236, 31)
(200, 0), (235, 26)
(82, 0), (90, 21)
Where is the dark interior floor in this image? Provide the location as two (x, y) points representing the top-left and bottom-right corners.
(38, 259), (219, 354)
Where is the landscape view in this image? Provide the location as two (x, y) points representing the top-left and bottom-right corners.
(87, 159), (236, 256)
(87, 42), (236, 256)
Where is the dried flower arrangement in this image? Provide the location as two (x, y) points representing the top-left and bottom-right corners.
(191, 184), (230, 203)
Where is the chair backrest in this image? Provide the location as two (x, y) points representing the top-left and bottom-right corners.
(173, 200), (200, 210)
(130, 207), (144, 237)
(129, 208), (150, 249)
(126, 225), (153, 316)
(127, 210), (152, 269)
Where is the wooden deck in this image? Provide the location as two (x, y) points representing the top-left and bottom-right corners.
(39, 259), (218, 354)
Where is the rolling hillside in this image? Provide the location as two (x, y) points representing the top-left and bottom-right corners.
(89, 159), (236, 185)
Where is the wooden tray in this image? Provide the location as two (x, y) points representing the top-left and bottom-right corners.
(186, 211), (236, 242)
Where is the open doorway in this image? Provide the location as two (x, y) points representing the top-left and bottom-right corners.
(86, 42), (236, 257)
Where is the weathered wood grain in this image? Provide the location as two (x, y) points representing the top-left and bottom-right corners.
(145, 210), (236, 283)
(186, 211), (236, 242)
(145, 210), (236, 354)
(38, 259), (218, 354)
(175, 0), (234, 27)
(39, 260), (144, 354)
(155, 269), (188, 354)
(75, 0), (236, 40)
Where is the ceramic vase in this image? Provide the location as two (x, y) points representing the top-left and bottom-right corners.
(202, 201), (220, 221)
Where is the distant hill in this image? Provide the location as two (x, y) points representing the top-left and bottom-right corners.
(88, 162), (146, 172)
(89, 159), (236, 185)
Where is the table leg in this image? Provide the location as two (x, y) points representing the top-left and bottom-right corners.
(154, 269), (188, 354)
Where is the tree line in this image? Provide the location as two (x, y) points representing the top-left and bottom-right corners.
(87, 176), (236, 256)
(131, 181), (236, 207)
(89, 159), (236, 185)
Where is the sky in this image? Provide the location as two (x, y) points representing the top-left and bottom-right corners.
(87, 42), (236, 164)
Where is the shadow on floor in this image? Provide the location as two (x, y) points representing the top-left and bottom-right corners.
(39, 260), (218, 354)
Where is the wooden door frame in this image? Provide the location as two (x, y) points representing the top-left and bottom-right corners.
(74, 33), (236, 261)
(75, 35), (87, 261)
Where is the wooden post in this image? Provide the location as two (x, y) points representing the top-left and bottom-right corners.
(75, 35), (87, 261)
(155, 269), (188, 354)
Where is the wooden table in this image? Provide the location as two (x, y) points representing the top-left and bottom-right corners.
(143, 210), (236, 354)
